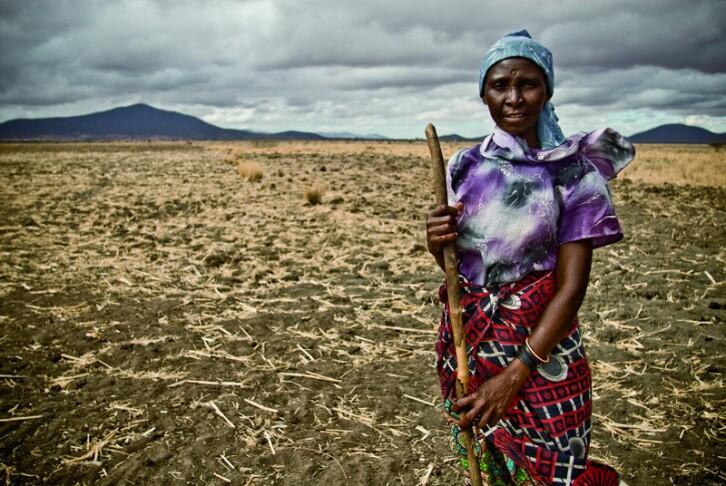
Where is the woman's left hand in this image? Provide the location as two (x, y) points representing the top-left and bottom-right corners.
(452, 359), (530, 429)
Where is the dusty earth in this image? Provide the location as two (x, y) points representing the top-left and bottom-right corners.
(0, 141), (724, 485)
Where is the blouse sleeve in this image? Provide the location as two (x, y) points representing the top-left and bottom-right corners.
(557, 127), (634, 248)
(580, 127), (635, 180)
(445, 147), (470, 206)
(557, 159), (624, 248)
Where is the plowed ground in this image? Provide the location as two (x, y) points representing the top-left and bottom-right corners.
(0, 141), (724, 485)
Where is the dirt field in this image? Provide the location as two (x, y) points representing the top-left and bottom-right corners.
(0, 140), (724, 485)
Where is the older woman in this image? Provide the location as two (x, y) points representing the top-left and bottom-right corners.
(426, 30), (634, 485)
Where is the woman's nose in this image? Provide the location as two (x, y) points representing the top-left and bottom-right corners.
(505, 88), (523, 104)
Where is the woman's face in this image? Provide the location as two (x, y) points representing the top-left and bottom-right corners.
(482, 58), (549, 147)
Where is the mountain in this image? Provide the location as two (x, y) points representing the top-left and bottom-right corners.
(438, 133), (483, 142)
(0, 104), (325, 141)
(319, 131), (389, 140)
(4, 106), (724, 144)
(628, 124), (726, 144)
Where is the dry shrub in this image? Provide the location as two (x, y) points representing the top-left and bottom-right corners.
(304, 183), (326, 205)
(237, 160), (264, 182)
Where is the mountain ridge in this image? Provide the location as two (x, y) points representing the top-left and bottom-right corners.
(627, 123), (725, 144)
(1, 104), (724, 143)
(0, 103), (325, 141)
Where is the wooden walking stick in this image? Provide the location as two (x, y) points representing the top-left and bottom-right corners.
(425, 123), (483, 486)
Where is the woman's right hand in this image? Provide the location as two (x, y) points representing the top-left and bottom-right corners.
(425, 202), (464, 270)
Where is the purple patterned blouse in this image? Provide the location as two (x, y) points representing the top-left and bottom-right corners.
(446, 126), (635, 286)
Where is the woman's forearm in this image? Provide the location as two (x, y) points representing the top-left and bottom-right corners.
(508, 239), (593, 378)
(529, 239), (592, 360)
(526, 284), (587, 358)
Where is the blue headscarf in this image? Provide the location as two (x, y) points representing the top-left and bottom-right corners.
(479, 29), (565, 149)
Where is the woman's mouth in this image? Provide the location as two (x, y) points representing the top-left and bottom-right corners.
(504, 113), (527, 120)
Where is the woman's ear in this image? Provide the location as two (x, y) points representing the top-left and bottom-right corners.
(481, 96), (487, 106)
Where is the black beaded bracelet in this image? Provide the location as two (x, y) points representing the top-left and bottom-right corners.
(517, 346), (539, 371)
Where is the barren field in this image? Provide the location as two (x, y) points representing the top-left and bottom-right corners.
(0, 141), (724, 485)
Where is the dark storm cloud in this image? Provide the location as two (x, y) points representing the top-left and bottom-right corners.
(555, 66), (726, 115)
(544, 2), (726, 74)
(264, 0), (726, 73)
(0, 0), (724, 136)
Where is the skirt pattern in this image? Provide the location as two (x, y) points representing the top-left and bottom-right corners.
(436, 271), (619, 485)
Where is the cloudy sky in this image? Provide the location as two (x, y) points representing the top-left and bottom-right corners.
(1, 0), (725, 138)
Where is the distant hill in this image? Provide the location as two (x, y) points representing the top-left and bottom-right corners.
(438, 133), (483, 142)
(0, 103), (325, 141)
(319, 131), (388, 140)
(628, 124), (726, 144)
(3, 106), (724, 144)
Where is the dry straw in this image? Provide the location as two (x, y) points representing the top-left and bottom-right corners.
(622, 143), (726, 186)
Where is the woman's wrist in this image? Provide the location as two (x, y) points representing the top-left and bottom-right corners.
(507, 358), (531, 385)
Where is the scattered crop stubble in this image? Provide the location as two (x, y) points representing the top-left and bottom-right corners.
(0, 141), (723, 485)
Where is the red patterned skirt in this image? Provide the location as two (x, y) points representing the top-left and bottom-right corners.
(436, 271), (620, 485)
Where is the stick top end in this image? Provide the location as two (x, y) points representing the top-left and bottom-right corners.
(425, 123), (437, 139)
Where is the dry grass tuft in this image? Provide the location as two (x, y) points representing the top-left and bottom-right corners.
(304, 183), (326, 205)
(237, 160), (263, 182)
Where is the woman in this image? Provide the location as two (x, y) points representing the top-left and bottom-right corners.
(426, 30), (634, 485)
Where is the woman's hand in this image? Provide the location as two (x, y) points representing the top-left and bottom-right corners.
(426, 202), (464, 270)
(452, 359), (530, 429)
